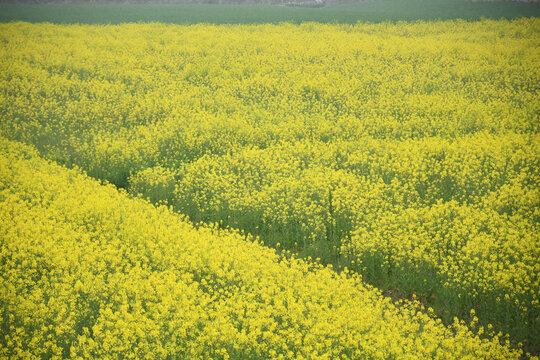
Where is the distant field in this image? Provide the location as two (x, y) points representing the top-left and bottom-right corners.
(0, 0), (539, 24)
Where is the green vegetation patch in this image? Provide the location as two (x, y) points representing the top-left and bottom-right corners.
(0, 0), (539, 24)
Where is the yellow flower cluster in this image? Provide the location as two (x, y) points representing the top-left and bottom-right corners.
(173, 133), (539, 345)
(0, 19), (538, 350)
(0, 137), (524, 359)
(0, 20), (537, 187)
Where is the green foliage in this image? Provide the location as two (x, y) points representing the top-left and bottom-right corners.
(0, 0), (539, 25)
(129, 166), (177, 205)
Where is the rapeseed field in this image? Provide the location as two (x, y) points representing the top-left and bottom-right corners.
(0, 137), (527, 359)
(0, 18), (538, 357)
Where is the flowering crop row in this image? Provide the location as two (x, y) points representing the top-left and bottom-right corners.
(0, 138), (526, 359)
